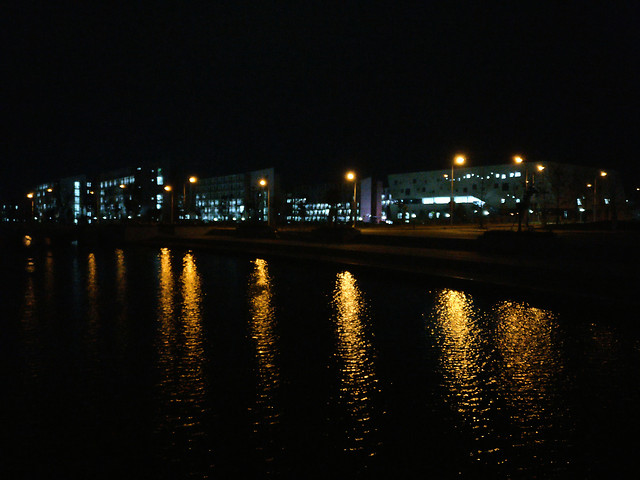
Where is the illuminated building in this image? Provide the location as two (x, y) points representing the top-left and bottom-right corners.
(192, 167), (275, 222)
(97, 165), (168, 221)
(385, 162), (626, 224)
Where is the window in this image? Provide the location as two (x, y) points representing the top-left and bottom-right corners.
(502, 183), (509, 191)
(472, 184), (477, 190)
(405, 188), (411, 195)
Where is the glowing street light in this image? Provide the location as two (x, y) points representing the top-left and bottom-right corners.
(259, 178), (270, 225)
(592, 170), (607, 222)
(182, 176), (198, 220)
(164, 185), (174, 223)
(450, 155), (465, 224)
(346, 171), (357, 227)
(513, 155), (531, 232)
(26, 192), (34, 220)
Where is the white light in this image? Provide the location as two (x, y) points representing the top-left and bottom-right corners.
(483, 210), (490, 216)
(444, 213), (450, 218)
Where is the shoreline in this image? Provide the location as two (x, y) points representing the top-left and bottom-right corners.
(3, 223), (638, 307)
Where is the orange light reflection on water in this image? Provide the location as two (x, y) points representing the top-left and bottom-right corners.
(155, 248), (207, 463)
(331, 271), (379, 457)
(248, 258), (281, 465)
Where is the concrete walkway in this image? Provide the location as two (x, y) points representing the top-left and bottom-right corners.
(144, 228), (639, 307)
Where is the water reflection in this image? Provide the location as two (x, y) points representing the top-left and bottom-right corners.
(493, 301), (565, 474)
(331, 271), (379, 458)
(247, 258), (281, 464)
(86, 252), (99, 314)
(20, 257), (39, 376)
(115, 249), (127, 311)
(432, 289), (497, 464)
(432, 289), (567, 475)
(155, 249), (208, 470)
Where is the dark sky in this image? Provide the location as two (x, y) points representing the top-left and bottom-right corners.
(3, 2), (639, 199)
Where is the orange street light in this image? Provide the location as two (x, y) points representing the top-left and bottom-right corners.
(258, 178), (270, 225)
(26, 192), (34, 219)
(164, 185), (174, 223)
(345, 171), (357, 227)
(450, 155), (466, 224)
(593, 171), (607, 222)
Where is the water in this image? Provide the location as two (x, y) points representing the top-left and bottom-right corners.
(2, 245), (638, 479)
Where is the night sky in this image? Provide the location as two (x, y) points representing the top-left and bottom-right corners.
(4, 2), (639, 199)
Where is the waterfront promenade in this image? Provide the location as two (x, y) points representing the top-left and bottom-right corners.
(3, 222), (638, 306)
(145, 223), (639, 307)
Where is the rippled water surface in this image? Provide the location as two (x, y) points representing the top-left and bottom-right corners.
(3, 246), (639, 478)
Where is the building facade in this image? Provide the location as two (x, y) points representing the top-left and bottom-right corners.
(192, 167), (275, 222)
(384, 162), (626, 224)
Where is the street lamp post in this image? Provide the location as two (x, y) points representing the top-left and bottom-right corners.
(346, 171), (357, 227)
(535, 165), (545, 224)
(259, 178), (270, 225)
(164, 185), (174, 224)
(26, 193), (34, 221)
(451, 155), (465, 225)
(513, 156), (528, 232)
(593, 171), (607, 222)
(183, 176), (198, 221)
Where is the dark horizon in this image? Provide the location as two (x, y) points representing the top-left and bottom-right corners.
(4, 2), (639, 200)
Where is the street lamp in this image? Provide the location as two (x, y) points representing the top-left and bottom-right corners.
(513, 155), (530, 232)
(346, 171), (357, 227)
(592, 170), (607, 222)
(259, 178), (270, 225)
(450, 155), (465, 225)
(164, 185), (174, 223)
(26, 192), (34, 220)
(182, 176), (198, 221)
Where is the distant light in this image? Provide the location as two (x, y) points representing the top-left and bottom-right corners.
(513, 155), (524, 164)
(164, 185), (172, 192)
(346, 171), (356, 181)
(189, 176), (198, 183)
(537, 165), (545, 172)
(600, 171), (607, 177)
(454, 155), (465, 165)
(119, 184), (126, 189)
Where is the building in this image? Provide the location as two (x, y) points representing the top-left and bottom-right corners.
(97, 165), (169, 222)
(192, 167), (276, 222)
(384, 162), (626, 224)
